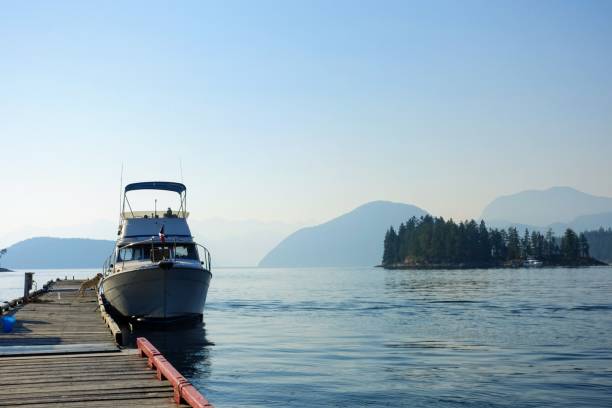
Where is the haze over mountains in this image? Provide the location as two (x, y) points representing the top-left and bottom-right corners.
(481, 187), (612, 233)
(259, 201), (428, 267)
(1, 237), (115, 269)
(260, 187), (612, 267)
(189, 218), (302, 266)
(0, 218), (301, 269)
(3, 187), (612, 269)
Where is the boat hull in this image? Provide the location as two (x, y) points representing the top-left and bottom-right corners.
(101, 265), (211, 320)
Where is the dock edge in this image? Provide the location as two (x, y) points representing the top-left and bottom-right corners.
(97, 291), (123, 345)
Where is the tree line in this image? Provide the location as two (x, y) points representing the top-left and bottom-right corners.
(382, 216), (593, 267)
(582, 228), (612, 263)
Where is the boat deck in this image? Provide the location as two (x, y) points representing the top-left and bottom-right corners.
(0, 278), (209, 407)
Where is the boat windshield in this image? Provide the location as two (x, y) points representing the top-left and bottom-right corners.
(117, 243), (199, 262)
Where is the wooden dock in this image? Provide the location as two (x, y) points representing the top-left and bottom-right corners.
(0, 278), (212, 407)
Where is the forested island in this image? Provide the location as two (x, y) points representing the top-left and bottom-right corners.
(382, 216), (607, 269)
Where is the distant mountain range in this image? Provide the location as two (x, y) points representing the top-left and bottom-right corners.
(481, 187), (612, 228)
(0, 219), (298, 269)
(258, 201), (428, 267)
(260, 187), (612, 267)
(189, 218), (302, 267)
(563, 211), (612, 232)
(486, 212), (612, 235)
(1, 237), (115, 269)
(0, 218), (301, 268)
(3, 187), (612, 269)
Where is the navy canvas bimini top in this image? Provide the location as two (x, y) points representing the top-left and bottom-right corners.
(124, 181), (186, 194)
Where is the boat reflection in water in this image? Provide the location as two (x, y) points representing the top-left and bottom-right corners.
(126, 319), (213, 379)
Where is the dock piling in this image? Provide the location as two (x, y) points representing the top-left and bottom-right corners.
(23, 272), (34, 303)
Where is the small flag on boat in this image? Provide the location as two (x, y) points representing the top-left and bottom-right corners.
(159, 225), (166, 243)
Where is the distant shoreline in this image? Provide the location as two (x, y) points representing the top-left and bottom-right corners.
(380, 258), (608, 270)
(0, 268), (12, 272)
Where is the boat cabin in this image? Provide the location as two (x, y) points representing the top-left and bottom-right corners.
(117, 181), (194, 245)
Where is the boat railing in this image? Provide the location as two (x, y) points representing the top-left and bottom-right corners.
(197, 244), (212, 271)
(121, 211), (189, 219)
(104, 238), (212, 273)
(102, 249), (118, 277)
(108, 239), (154, 275)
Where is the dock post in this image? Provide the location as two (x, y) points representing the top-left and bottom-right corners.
(23, 272), (34, 302)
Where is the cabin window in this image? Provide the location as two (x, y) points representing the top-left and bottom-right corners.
(174, 244), (198, 260)
(151, 247), (171, 262)
(117, 246), (147, 261)
(117, 244), (198, 262)
(118, 247), (135, 261)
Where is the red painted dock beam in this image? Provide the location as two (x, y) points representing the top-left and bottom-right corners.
(137, 337), (214, 408)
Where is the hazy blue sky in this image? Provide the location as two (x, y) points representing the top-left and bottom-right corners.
(1, 1), (611, 240)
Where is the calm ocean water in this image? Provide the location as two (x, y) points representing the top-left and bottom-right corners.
(2, 266), (612, 407)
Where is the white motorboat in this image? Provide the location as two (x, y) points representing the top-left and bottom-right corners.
(101, 181), (212, 321)
(523, 257), (543, 268)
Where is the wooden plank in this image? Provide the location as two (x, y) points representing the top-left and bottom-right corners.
(0, 343), (118, 356)
(0, 358), (149, 370)
(0, 353), (141, 365)
(0, 391), (177, 406)
(0, 373), (155, 386)
(18, 400), (178, 408)
(0, 366), (149, 375)
(1, 381), (173, 396)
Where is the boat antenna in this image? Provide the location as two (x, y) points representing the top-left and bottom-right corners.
(118, 163), (124, 222)
(179, 158), (184, 183)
